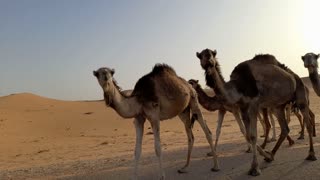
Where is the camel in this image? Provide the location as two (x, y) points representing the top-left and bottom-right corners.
(286, 100), (316, 139)
(196, 49), (316, 176)
(302, 52), (320, 96)
(188, 79), (251, 153)
(264, 101), (316, 140)
(188, 79), (293, 150)
(93, 64), (219, 179)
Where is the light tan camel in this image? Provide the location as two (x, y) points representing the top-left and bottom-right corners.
(302, 52), (320, 96)
(93, 64), (219, 179)
(196, 49), (316, 176)
(188, 79), (251, 153)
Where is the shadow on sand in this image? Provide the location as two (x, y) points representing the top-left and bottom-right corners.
(60, 140), (320, 180)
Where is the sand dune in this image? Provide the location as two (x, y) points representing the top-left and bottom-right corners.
(0, 88), (319, 179)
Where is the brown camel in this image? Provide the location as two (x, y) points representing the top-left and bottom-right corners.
(188, 79), (251, 153)
(302, 52), (320, 96)
(93, 64), (219, 179)
(188, 79), (293, 150)
(263, 101), (315, 140)
(286, 99), (316, 139)
(196, 49), (316, 176)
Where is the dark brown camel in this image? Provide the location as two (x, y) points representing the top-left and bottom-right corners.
(196, 49), (316, 176)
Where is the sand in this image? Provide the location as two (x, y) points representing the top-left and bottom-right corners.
(0, 89), (319, 180)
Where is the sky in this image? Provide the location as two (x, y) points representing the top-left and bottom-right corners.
(0, 0), (319, 100)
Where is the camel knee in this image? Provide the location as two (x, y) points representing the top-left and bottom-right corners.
(280, 129), (289, 138)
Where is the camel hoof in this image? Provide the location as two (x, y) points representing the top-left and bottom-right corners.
(159, 174), (165, 180)
(288, 140), (295, 146)
(248, 167), (261, 176)
(260, 134), (266, 138)
(177, 169), (188, 174)
(260, 143), (266, 149)
(264, 151), (274, 162)
(211, 167), (220, 172)
(270, 138), (277, 142)
(207, 151), (214, 157)
(306, 154), (317, 161)
(246, 147), (252, 153)
(297, 135), (304, 140)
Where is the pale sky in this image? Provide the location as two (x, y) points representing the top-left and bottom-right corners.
(0, 0), (319, 100)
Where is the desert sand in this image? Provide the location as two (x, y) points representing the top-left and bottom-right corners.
(0, 81), (320, 180)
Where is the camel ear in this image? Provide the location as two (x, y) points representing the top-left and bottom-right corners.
(196, 80), (199, 83)
(196, 52), (201, 59)
(93, 71), (98, 77)
(212, 49), (217, 57)
(317, 54), (320, 59)
(110, 69), (115, 76)
(301, 56), (305, 61)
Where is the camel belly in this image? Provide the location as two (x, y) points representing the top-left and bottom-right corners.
(159, 94), (190, 120)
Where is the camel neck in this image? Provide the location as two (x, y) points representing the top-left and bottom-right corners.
(205, 65), (226, 95)
(309, 70), (320, 96)
(104, 82), (140, 118)
(194, 85), (222, 111)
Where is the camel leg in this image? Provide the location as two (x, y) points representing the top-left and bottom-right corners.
(190, 99), (219, 172)
(285, 104), (291, 124)
(284, 106), (295, 146)
(261, 108), (271, 149)
(206, 109), (225, 156)
(258, 112), (266, 138)
(309, 109), (316, 137)
(233, 109), (251, 152)
(295, 111), (304, 139)
(214, 109), (226, 152)
(269, 110), (277, 141)
(264, 106), (289, 162)
(240, 105), (262, 176)
(301, 108), (317, 161)
(177, 108), (194, 173)
(286, 135), (295, 146)
(247, 104), (262, 176)
(133, 116), (146, 180)
(150, 119), (165, 180)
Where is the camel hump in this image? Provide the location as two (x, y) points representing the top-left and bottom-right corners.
(252, 54), (276, 61)
(251, 54), (281, 65)
(151, 63), (177, 75)
(132, 64), (176, 104)
(252, 54), (294, 74)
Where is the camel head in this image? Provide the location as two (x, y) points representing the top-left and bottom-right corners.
(302, 53), (319, 72)
(196, 48), (217, 70)
(188, 79), (200, 89)
(93, 67), (115, 94)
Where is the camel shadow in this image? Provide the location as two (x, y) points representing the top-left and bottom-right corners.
(60, 141), (320, 180)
